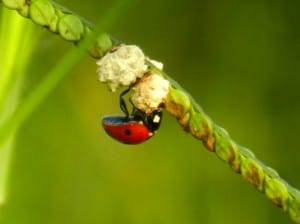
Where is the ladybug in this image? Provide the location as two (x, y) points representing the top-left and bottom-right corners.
(101, 89), (163, 144)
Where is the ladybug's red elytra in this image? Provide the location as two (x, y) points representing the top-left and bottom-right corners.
(102, 89), (163, 144)
(102, 115), (153, 144)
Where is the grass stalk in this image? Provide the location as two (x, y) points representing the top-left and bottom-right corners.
(0, 0), (133, 205)
(0, 8), (38, 205)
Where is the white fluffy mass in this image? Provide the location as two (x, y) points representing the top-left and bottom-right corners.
(131, 74), (170, 113)
(96, 45), (148, 92)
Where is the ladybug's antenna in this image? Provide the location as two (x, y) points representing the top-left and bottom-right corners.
(119, 88), (130, 117)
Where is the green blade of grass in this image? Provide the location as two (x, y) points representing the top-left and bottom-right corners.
(0, 0), (134, 205)
(0, 7), (38, 205)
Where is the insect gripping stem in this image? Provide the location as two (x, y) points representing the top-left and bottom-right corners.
(1, 0), (114, 58)
(165, 84), (300, 223)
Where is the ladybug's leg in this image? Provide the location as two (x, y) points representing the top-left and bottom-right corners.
(132, 108), (146, 122)
(120, 88), (130, 117)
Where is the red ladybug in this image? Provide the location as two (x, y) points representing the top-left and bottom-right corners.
(102, 89), (163, 144)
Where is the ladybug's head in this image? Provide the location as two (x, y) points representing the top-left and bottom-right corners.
(133, 109), (163, 133)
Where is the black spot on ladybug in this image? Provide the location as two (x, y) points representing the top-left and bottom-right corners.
(125, 129), (131, 135)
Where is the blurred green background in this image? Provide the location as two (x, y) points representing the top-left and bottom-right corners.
(1, 0), (300, 223)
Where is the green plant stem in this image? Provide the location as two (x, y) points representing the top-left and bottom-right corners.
(0, 0), (132, 206)
(1, 0), (300, 223)
(0, 8), (33, 118)
(0, 7), (38, 205)
(163, 76), (300, 223)
(0, 133), (15, 205)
